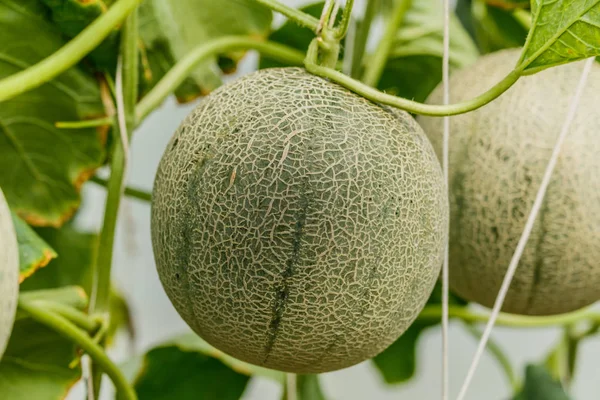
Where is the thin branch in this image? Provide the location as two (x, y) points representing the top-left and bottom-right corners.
(0, 0), (141, 102)
(90, 176), (151, 202)
(455, 57), (596, 400)
(254, 0), (319, 30)
(286, 373), (297, 400)
(361, 0), (412, 87)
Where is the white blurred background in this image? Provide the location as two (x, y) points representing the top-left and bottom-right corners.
(69, 0), (600, 398)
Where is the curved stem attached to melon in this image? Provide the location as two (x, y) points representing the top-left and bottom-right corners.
(18, 299), (138, 400)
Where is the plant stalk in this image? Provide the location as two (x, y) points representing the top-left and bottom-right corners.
(361, 0), (412, 87)
(18, 299), (137, 400)
(0, 0), (141, 102)
(350, 0), (379, 78)
(91, 176), (151, 202)
(254, 0), (319, 30)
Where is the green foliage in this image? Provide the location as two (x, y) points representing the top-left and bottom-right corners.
(521, 0), (600, 72)
(378, 0), (480, 102)
(40, 0), (120, 69)
(0, 306), (83, 399)
(138, 0), (273, 102)
(513, 365), (572, 400)
(123, 334), (284, 400)
(0, 0), (106, 227)
(11, 212), (56, 282)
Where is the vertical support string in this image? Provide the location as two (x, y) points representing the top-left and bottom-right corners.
(455, 57), (595, 400)
(441, 0), (451, 398)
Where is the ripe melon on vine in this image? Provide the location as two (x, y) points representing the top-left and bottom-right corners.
(0, 188), (19, 360)
(419, 49), (600, 316)
(151, 67), (448, 373)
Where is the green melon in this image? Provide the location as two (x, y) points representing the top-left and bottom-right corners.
(151, 67), (448, 373)
(418, 49), (600, 316)
(0, 188), (19, 360)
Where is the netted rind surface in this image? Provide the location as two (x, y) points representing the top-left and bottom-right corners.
(152, 67), (448, 373)
(0, 188), (19, 359)
(419, 49), (600, 315)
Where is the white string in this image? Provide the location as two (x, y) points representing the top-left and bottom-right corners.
(455, 57), (595, 400)
(286, 373), (297, 400)
(441, 0), (451, 398)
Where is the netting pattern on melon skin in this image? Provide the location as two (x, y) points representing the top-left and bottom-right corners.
(420, 49), (600, 316)
(0, 189), (19, 359)
(151, 67), (448, 373)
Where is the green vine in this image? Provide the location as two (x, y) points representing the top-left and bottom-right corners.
(0, 0), (141, 102)
(18, 299), (137, 400)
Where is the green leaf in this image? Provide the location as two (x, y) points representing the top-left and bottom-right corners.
(372, 282), (467, 384)
(378, 0), (480, 102)
(122, 334), (283, 400)
(0, 316), (81, 400)
(520, 0), (600, 72)
(10, 211), (56, 282)
(20, 225), (97, 292)
(39, 0), (119, 70)
(259, 2), (345, 70)
(138, 0), (272, 102)
(512, 364), (572, 400)
(282, 375), (328, 400)
(471, 0), (529, 53)
(0, 0), (107, 227)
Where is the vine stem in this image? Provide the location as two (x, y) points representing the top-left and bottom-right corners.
(254, 0), (319, 30)
(0, 0), (140, 102)
(455, 57), (596, 400)
(90, 176), (151, 202)
(333, 0), (354, 39)
(349, 0), (378, 78)
(305, 61), (523, 116)
(286, 373), (297, 400)
(18, 299), (137, 400)
(361, 0), (412, 87)
(417, 305), (600, 328)
(136, 37), (305, 122)
(28, 300), (100, 332)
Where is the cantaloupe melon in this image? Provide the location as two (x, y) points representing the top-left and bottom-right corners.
(418, 49), (600, 315)
(0, 188), (19, 359)
(151, 67), (448, 373)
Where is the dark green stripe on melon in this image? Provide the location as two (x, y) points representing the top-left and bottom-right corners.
(151, 67), (448, 373)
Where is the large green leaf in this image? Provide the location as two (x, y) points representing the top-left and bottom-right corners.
(0, 0), (107, 227)
(378, 0), (479, 102)
(520, 0), (600, 72)
(513, 364), (572, 400)
(0, 316), (81, 400)
(11, 211), (56, 282)
(122, 334), (284, 400)
(372, 282), (467, 384)
(259, 2), (345, 70)
(39, 0), (119, 70)
(138, 0), (272, 103)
